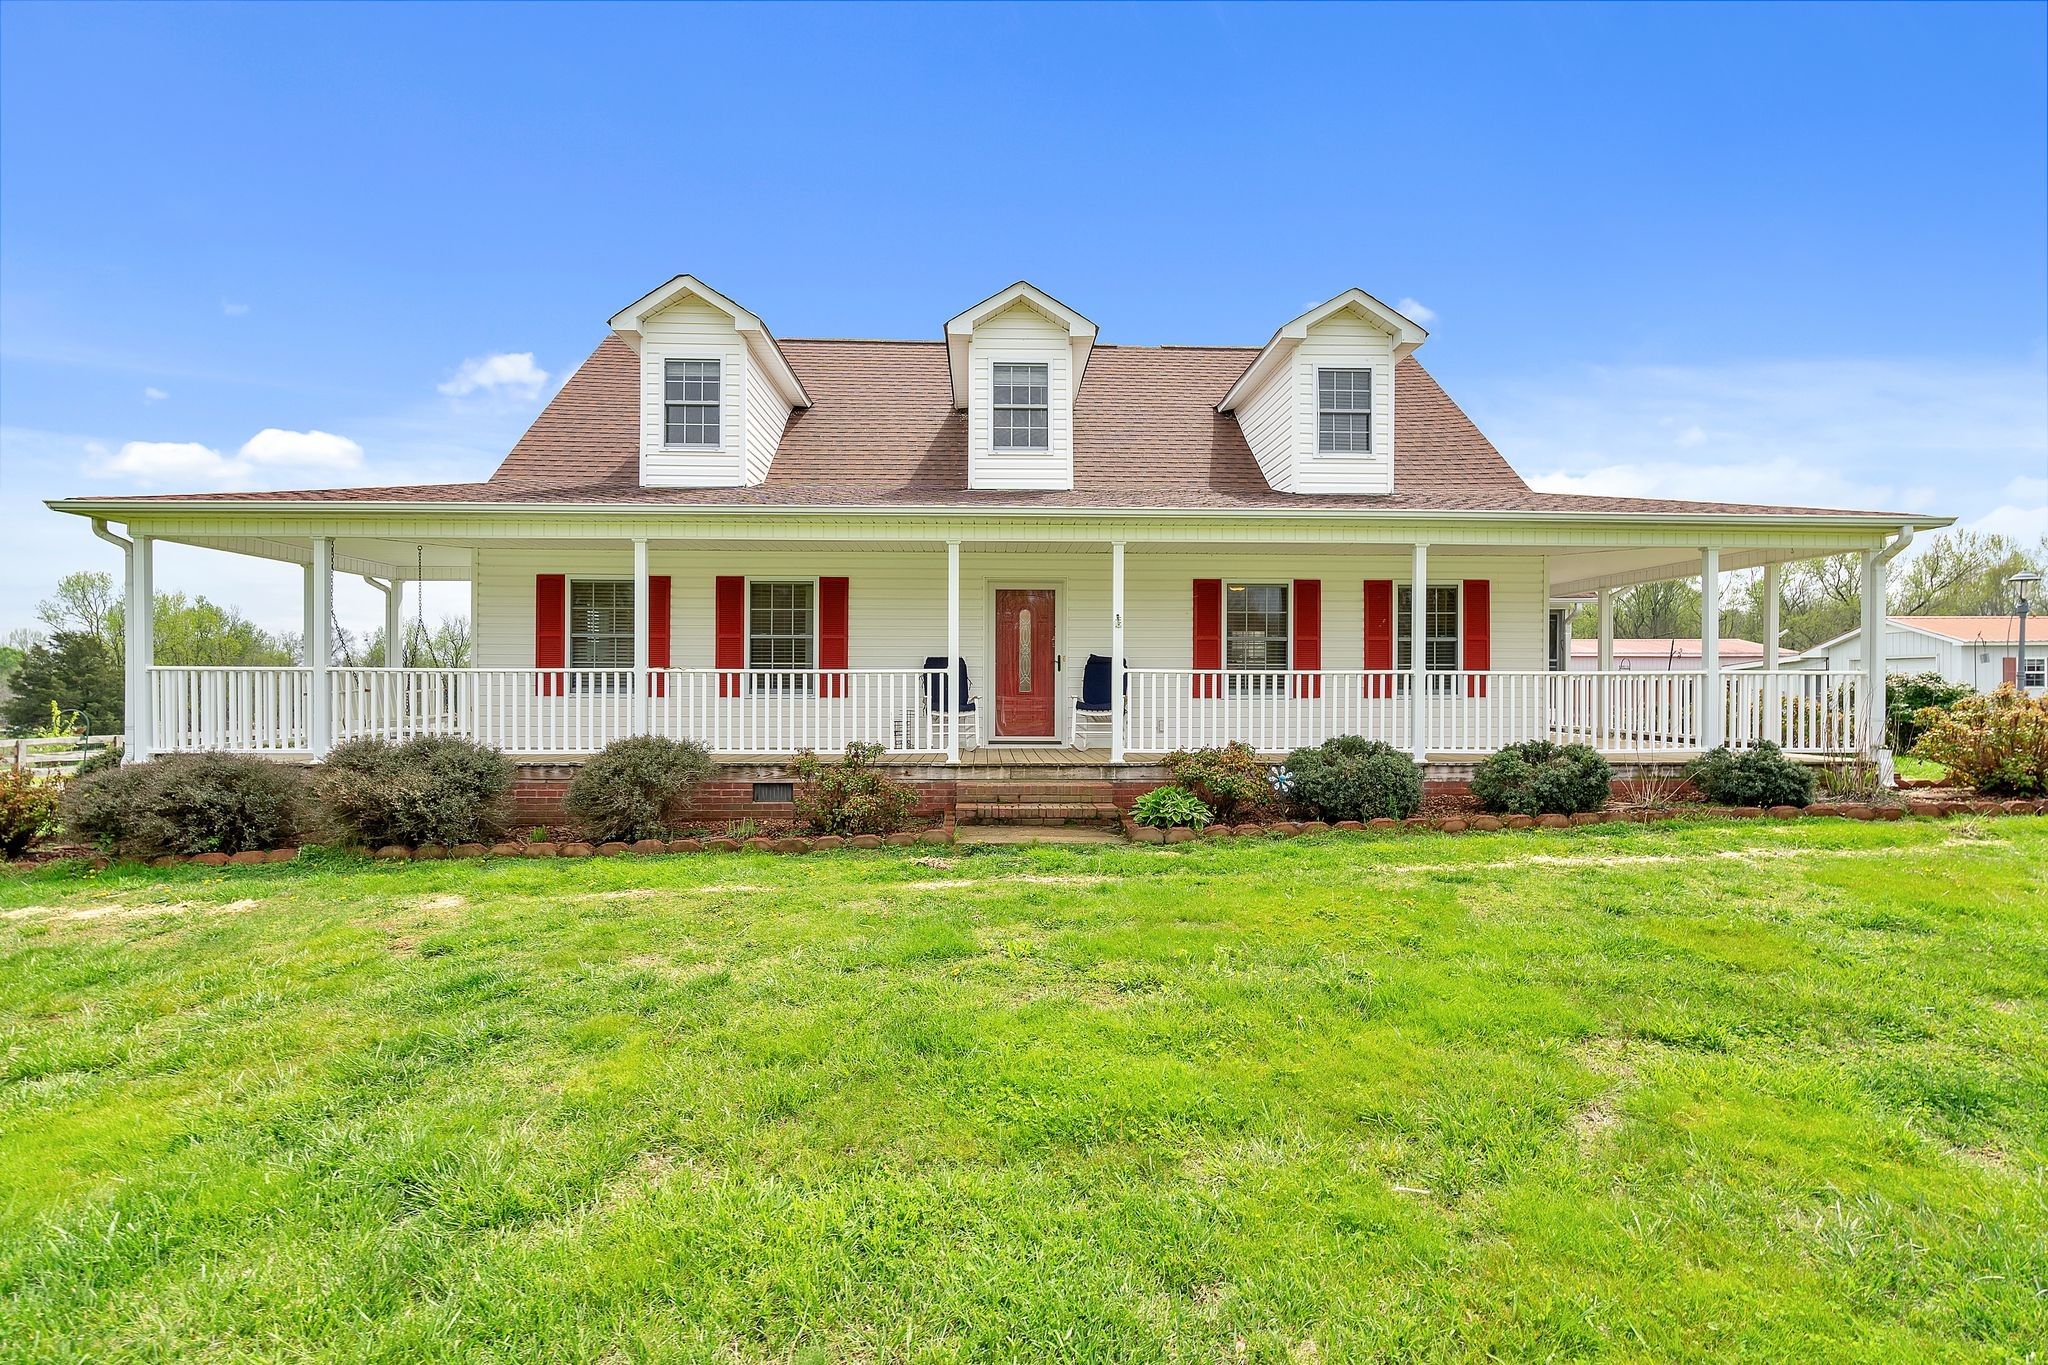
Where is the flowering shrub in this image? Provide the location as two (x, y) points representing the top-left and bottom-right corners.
(0, 767), (60, 858)
(1912, 686), (2048, 796)
(792, 742), (919, 836)
(1163, 743), (1274, 821)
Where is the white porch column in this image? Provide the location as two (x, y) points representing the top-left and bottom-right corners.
(132, 534), (154, 760)
(1760, 562), (1781, 673)
(631, 537), (650, 734)
(309, 537), (333, 758)
(946, 541), (961, 765)
(384, 579), (405, 666)
(1410, 542), (1429, 762)
(1699, 547), (1721, 751)
(1110, 540), (1126, 765)
(1863, 549), (1887, 757)
(1595, 587), (1614, 671)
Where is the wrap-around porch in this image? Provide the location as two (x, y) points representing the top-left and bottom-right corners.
(110, 519), (1899, 767)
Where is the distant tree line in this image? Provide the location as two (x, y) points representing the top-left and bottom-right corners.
(1569, 530), (2048, 654)
(0, 571), (471, 736)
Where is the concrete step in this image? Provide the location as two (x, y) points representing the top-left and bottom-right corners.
(957, 801), (1121, 826)
(955, 780), (1115, 804)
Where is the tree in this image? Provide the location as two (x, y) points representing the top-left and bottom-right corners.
(2, 632), (122, 735)
(1891, 530), (2048, 616)
(36, 571), (119, 653)
(149, 593), (295, 667)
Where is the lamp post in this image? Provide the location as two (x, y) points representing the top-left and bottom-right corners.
(2012, 571), (2042, 697)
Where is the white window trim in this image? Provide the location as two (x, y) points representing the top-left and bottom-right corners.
(661, 356), (725, 451)
(1396, 581), (1464, 673)
(742, 576), (820, 673)
(1224, 580), (1291, 674)
(562, 575), (635, 689)
(1312, 364), (1375, 459)
(988, 356), (1054, 455)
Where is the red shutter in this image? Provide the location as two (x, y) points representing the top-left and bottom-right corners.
(715, 576), (745, 697)
(535, 574), (565, 696)
(1463, 579), (1491, 698)
(1292, 579), (1321, 697)
(1192, 579), (1222, 697)
(2004, 656), (2019, 685)
(1363, 579), (1394, 697)
(647, 575), (671, 698)
(819, 576), (849, 698)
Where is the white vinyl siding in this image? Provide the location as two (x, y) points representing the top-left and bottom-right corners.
(1228, 308), (1397, 495)
(635, 294), (748, 488)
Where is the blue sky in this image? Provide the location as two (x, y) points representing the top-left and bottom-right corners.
(3, 1), (2043, 640)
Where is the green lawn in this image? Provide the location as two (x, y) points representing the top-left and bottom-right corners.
(3, 820), (2045, 1362)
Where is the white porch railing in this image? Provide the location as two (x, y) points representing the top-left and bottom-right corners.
(145, 665), (1864, 760)
(1724, 671), (1865, 756)
(159, 666), (958, 757)
(150, 667), (314, 753)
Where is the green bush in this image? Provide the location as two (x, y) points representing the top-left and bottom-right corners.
(792, 742), (920, 836)
(1469, 741), (1612, 816)
(1131, 785), (1213, 830)
(0, 767), (61, 858)
(1887, 671), (1973, 751)
(62, 752), (304, 856)
(566, 736), (713, 842)
(1912, 686), (2048, 796)
(314, 736), (511, 848)
(1685, 742), (1816, 808)
(1281, 736), (1422, 822)
(1163, 743), (1274, 821)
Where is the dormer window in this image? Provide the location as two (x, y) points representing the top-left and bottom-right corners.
(992, 362), (1050, 451)
(1317, 368), (1372, 454)
(664, 359), (721, 447)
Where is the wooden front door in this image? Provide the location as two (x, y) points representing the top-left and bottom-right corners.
(994, 588), (1058, 738)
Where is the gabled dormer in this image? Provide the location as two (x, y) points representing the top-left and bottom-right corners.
(1218, 289), (1429, 495)
(609, 276), (810, 488)
(945, 282), (1097, 491)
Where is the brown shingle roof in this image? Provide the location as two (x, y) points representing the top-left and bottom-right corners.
(73, 333), (1921, 519)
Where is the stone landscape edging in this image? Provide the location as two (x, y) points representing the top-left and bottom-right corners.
(19, 797), (2047, 869)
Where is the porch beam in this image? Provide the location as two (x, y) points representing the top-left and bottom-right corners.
(1700, 547), (1721, 750)
(1761, 562), (1780, 672)
(631, 537), (650, 735)
(1410, 542), (1429, 762)
(309, 537), (333, 758)
(1110, 540), (1125, 765)
(1595, 587), (1614, 671)
(946, 541), (961, 765)
(133, 535), (153, 760)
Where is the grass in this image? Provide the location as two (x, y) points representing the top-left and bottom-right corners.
(3, 818), (2045, 1362)
(1895, 753), (1951, 782)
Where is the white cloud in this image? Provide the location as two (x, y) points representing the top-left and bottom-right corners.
(86, 427), (363, 488)
(438, 351), (548, 398)
(237, 427), (363, 471)
(90, 440), (241, 485)
(142, 386), (168, 402)
(1396, 297), (1437, 325)
(1477, 357), (2047, 523)
(220, 300), (250, 317)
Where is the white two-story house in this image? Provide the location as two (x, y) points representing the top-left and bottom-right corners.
(51, 277), (1948, 787)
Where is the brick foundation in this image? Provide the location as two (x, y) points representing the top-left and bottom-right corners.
(511, 762), (956, 831)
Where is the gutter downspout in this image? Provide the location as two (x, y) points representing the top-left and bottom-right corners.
(90, 518), (140, 763)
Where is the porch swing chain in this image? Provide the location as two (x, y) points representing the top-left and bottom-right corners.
(412, 544), (424, 668)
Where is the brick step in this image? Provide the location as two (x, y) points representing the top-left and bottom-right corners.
(957, 801), (1121, 826)
(955, 781), (1115, 804)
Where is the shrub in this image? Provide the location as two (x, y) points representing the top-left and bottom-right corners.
(1281, 736), (1423, 822)
(1912, 685), (2048, 796)
(791, 742), (919, 836)
(1469, 741), (1612, 816)
(314, 736), (512, 847)
(62, 752), (304, 856)
(565, 736), (713, 842)
(1685, 742), (1816, 808)
(1887, 671), (1972, 751)
(75, 744), (122, 777)
(1131, 785), (1213, 830)
(0, 767), (61, 858)
(1163, 743), (1274, 821)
